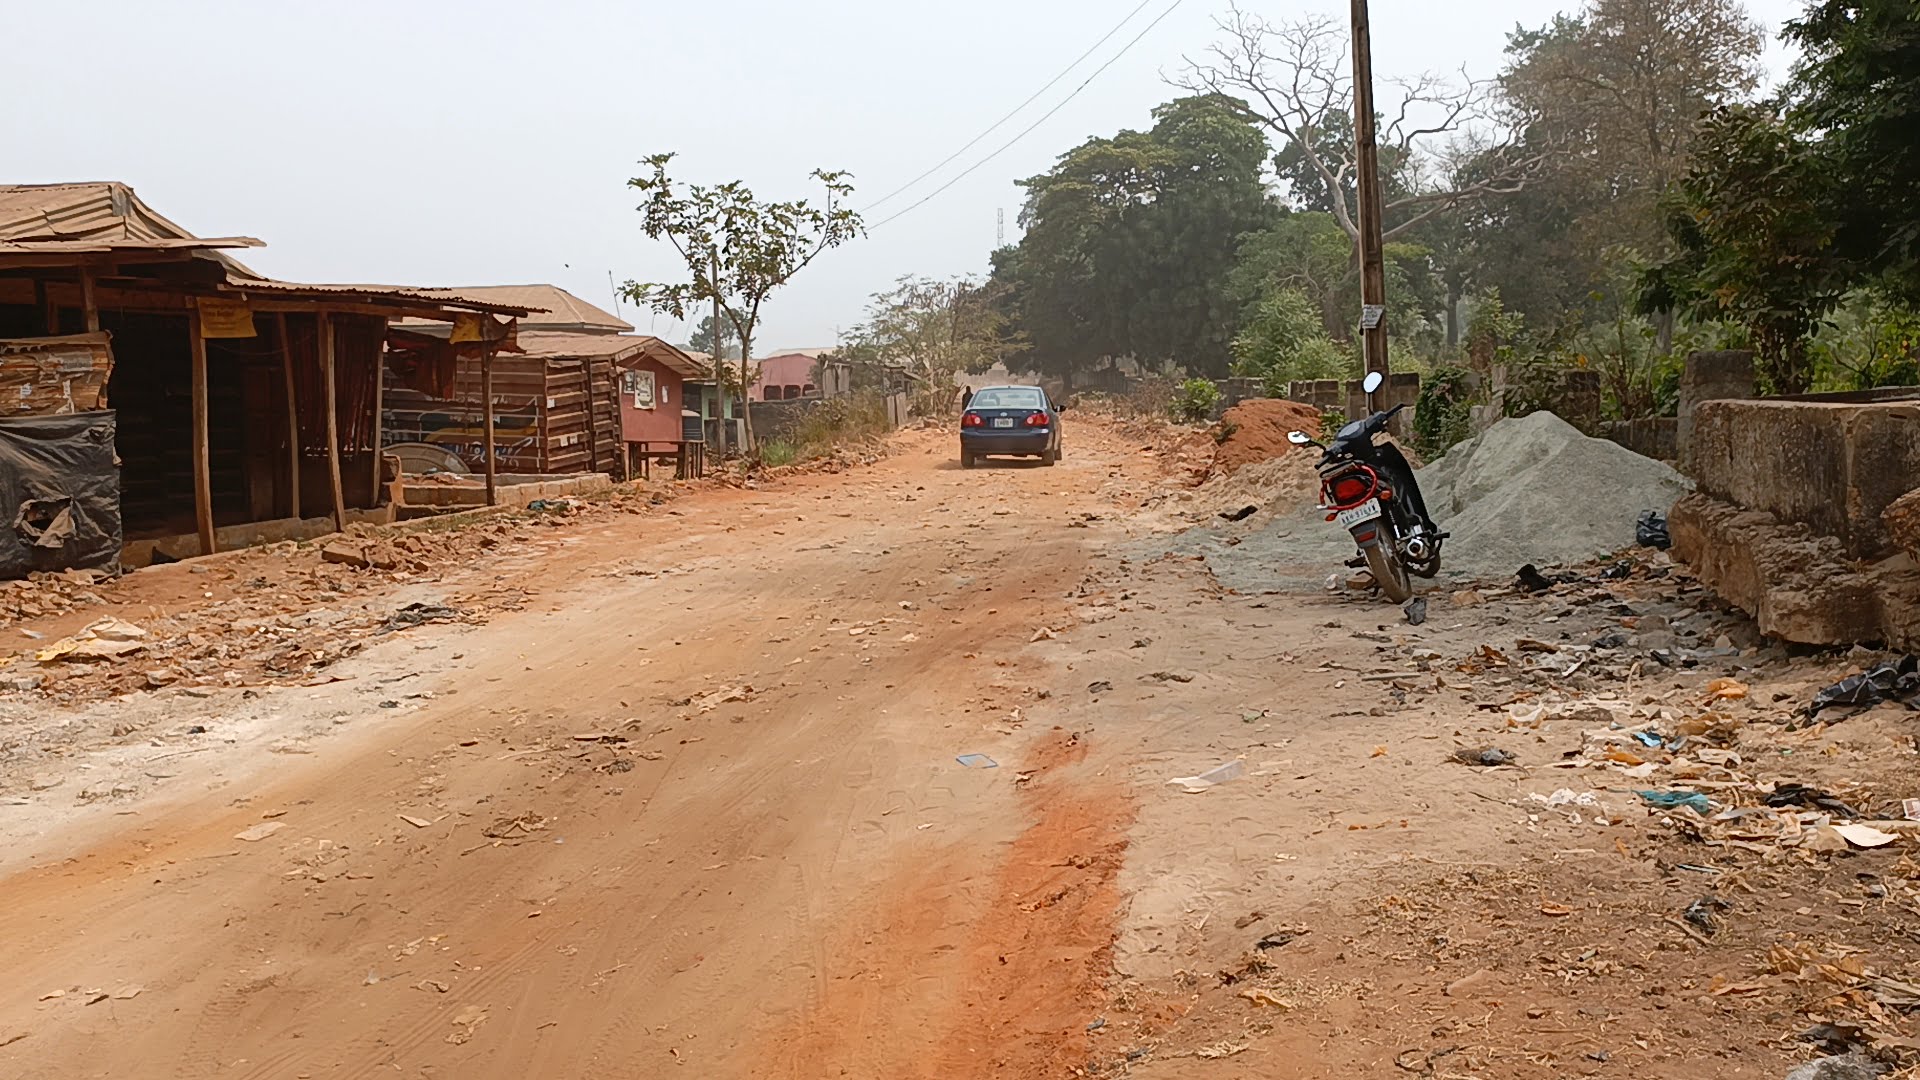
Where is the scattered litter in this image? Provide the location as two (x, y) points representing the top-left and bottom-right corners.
(1516, 564), (1555, 594)
(445, 1004), (488, 1045)
(691, 684), (754, 712)
(398, 814), (433, 829)
(1637, 790), (1711, 814)
(376, 603), (462, 635)
(1145, 671), (1195, 684)
(233, 821), (286, 842)
(1636, 509), (1672, 550)
(1237, 987), (1290, 1009)
(1168, 760), (1245, 794)
(1704, 677), (1749, 701)
(1683, 895), (1731, 935)
(955, 754), (998, 769)
(1530, 789), (1601, 809)
(1218, 504), (1258, 522)
(1402, 596), (1427, 626)
(1450, 747), (1516, 768)
(1030, 626), (1057, 642)
(1784, 1053), (1890, 1080)
(482, 812), (547, 839)
(1807, 655), (1920, 719)
(1540, 901), (1575, 917)
(1632, 731), (1666, 749)
(34, 618), (149, 663)
(1904, 799), (1920, 822)
(1832, 823), (1900, 849)
(1766, 784), (1861, 818)
(1087, 680), (1113, 694)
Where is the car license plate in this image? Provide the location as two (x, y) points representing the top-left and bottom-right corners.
(991, 417), (1015, 428)
(1335, 500), (1382, 530)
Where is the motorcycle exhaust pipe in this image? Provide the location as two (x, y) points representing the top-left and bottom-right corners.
(1405, 535), (1432, 561)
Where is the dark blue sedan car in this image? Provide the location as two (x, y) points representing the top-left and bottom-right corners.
(959, 385), (1064, 468)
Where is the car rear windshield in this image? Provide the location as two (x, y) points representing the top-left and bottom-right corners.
(970, 388), (1045, 409)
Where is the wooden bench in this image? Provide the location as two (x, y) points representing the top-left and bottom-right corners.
(626, 440), (705, 481)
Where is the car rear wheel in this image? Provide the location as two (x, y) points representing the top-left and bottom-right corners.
(960, 451), (976, 469)
(1041, 447), (1059, 467)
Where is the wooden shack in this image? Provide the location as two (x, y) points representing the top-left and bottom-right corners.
(0, 182), (531, 568)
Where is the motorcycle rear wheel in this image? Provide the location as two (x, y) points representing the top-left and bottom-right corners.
(1363, 542), (1415, 603)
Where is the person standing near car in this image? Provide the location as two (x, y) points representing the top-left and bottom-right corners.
(960, 385), (974, 411)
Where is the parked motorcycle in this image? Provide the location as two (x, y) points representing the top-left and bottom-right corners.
(1287, 372), (1444, 603)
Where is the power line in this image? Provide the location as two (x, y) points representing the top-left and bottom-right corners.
(870, 0), (1187, 231)
(861, 0), (1156, 213)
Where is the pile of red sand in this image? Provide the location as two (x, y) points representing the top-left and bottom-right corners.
(1208, 398), (1324, 477)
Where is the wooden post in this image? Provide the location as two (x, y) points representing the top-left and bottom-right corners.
(277, 314), (301, 519)
(1349, 0), (1390, 408)
(320, 313), (347, 532)
(188, 305), (217, 556)
(79, 266), (100, 333)
(482, 344), (497, 507)
(34, 279), (55, 335)
(369, 341), (386, 504)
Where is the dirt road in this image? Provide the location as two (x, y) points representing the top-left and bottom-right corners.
(0, 423), (1162, 1079)
(1, 416), (1911, 1078)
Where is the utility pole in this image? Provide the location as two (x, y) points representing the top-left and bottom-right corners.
(1349, 0), (1390, 409)
(709, 252), (728, 458)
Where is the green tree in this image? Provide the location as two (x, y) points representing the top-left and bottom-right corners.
(1182, 10), (1542, 258)
(621, 154), (862, 451)
(842, 275), (1012, 413)
(990, 94), (1276, 385)
(1230, 288), (1354, 395)
(1784, 0), (1920, 303)
(1483, 0), (1764, 329)
(685, 314), (740, 361)
(1641, 105), (1847, 394)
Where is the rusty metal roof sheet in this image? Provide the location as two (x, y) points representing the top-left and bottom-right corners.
(491, 332), (706, 377)
(428, 285), (632, 332)
(222, 274), (538, 317)
(0, 182), (200, 243)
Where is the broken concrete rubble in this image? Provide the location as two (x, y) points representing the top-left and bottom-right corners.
(1671, 394), (1920, 651)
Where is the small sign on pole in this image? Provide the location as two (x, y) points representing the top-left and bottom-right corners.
(1360, 304), (1385, 331)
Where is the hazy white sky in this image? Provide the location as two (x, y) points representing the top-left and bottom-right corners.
(5, 0), (1810, 349)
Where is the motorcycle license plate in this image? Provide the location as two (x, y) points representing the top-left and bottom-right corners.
(1335, 500), (1382, 530)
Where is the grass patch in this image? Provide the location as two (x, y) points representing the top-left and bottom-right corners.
(758, 440), (800, 466)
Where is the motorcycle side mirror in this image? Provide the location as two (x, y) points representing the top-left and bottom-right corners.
(1362, 371), (1385, 394)
(1287, 431), (1313, 446)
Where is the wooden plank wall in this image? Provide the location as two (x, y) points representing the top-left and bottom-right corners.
(382, 352), (623, 476)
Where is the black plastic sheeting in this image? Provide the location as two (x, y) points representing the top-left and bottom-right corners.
(0, 411), (120, 579)
(1806, 655), (1920, 720)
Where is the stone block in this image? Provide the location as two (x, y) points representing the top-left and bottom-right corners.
(1688, 398), (1920, 559)
(1888, 487), (1920, 562)
(1671, 492), (1920, 650)
(1677, 350), (1754, 464)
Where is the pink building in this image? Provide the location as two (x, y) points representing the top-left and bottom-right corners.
(616, 343), (704, 443)
(747, 349), (830, 401)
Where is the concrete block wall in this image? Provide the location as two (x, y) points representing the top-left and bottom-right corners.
(1689, 396), (1920, 560)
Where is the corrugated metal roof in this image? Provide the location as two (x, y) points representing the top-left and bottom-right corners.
(515, 331), (651, 361)
(223, 274), (538, 317)
(0, 181), (207, 243)
(513, 332), (705, 378)
(392, 285), (631, 333)
(0, 236), (262, 255)
(434, 285), (633, 332)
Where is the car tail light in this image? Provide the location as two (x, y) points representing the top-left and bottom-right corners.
(1323, 466), (1379, 509)
(962, 412), (984, 428)
(1024, 411), (1049, 427)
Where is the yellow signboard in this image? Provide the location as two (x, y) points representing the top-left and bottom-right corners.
(197, 297), (257, 339)
(449, 313), (487, 343)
